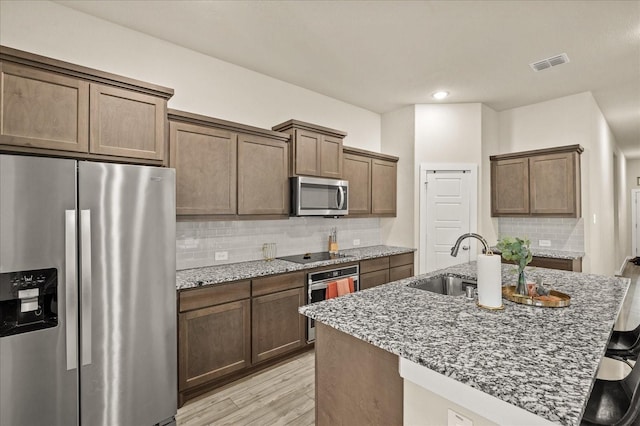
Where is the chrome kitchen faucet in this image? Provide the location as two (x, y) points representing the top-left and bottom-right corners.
(450, 233), (490, 257)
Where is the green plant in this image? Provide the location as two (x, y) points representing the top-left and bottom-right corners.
(496, 236), (532, 296)
(496, 236), (533, 271)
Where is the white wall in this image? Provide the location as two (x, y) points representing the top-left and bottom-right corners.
(0, 0), (381, 151)
(380, 106), (415, 249)
(496, 92), (626, 275)
(413, 104), (484, 271)
(480, 105), (500, 243)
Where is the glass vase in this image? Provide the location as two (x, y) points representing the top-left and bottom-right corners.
(515, 270), (528, 296)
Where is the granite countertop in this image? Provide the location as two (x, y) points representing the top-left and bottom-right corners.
(300, 262), (629, 425)
(491, 246), (585, 260)
(176, 245), (415, 290)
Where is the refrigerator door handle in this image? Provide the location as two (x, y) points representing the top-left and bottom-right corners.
(80, 209), (92, 366)
(65, 210), (78, 371)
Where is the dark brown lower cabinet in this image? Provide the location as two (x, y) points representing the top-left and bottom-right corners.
(252, 287), (305, 364)
(360, 252), (415, 290)
(501, 256), (582, 272)
(178, 299), (250, 391)
(177, 271), (308, 407)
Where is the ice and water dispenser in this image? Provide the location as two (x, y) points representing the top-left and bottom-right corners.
(0, 268), (58, 337)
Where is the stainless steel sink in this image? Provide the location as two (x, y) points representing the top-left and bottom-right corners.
(410, 274), (476, 296)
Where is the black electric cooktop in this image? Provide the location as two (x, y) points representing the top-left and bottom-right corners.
(278, 251), (352, 264)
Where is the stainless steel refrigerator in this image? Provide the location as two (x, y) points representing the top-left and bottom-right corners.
(0, 154), (177, 426)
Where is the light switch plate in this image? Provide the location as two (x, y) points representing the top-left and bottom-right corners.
(353, 239), (361, 246)
(539, 240), (551, 247)
(447, 409), (473, 426)
(215, 251), (229, 261)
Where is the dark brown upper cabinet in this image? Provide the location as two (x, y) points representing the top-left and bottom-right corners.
(490, 145), (583, 217)
(0, 45), (173, 164)
(169, 121), (237, 215)
(169, 109), (290, 219)
(342, 146), (398, 217)
(272, 119), (346, 179)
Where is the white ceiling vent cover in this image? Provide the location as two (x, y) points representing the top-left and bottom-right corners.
(530, 53), (570, 72)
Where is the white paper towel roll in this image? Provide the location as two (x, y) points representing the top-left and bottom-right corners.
(477, 254), (502, 308)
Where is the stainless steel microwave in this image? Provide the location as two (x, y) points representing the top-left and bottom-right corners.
(291, 176), (349, 216)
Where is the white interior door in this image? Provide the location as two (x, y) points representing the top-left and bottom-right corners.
(425, 170), (472, 272)
(633, 189), (640, 257)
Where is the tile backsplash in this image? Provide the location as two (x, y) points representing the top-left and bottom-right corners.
(176, 217), (381, 270)
(498, 217), (584, 252)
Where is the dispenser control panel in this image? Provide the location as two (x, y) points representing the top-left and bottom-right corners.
(0, 268), (58, 337)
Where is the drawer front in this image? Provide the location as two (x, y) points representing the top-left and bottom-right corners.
(501, 257), (581, 272)
(360, 270), (389, 290)
(389, 252), (414, 268)
(179, 280), (251, 312)
(252, 271), (305, 297)
(529, 256), (574, 271)
(389, 264), (414, 282)
(360, 257), (390, 274)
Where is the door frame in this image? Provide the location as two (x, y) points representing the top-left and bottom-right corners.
(419, 163), (478, 274)
(632, 189), (640, 258)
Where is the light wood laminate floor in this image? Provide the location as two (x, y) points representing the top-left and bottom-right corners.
(176, 350), (315, 426)
(177, 261), (640, 424)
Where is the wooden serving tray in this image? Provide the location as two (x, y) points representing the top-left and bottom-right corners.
(502, 286), (570, 308)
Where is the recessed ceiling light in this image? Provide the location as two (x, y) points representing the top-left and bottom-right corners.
(432, 91), (449, 100)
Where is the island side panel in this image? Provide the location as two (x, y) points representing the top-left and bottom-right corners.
(315, 322), (403, 425)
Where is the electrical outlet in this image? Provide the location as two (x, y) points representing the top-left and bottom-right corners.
(215, 251), (228, 261)
(353, 239), (361, 246)
(447, 409), (473, 426)
(539, 240), (551, 247)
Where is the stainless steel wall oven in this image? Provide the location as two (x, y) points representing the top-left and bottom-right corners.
(306, 264), (359, 342)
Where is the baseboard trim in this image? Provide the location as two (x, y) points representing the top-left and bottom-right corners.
(616, 256), (633, 277)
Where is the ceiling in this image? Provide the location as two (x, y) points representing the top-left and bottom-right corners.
(56, 0), (640, 158)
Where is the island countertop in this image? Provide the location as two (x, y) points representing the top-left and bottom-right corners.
(299, 262), (630, 425)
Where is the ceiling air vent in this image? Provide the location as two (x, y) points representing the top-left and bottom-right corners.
(530, 53), (570, 72)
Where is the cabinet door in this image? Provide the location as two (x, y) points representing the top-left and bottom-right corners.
(89, 84), (166, 160)
(343, 153), (371, 215)
(238, 134), (289, 215)
(0, 62), (89, 152)
(319, 135), (343, 178)
(371, 159), (397, 216)
(360, 269), (389, 290)
(169, 122), (237, 215)
(252, 288), (305, 364)
(178, 299), (251, 391)
(293, 129), (321, 176)
(529, 152), (580, 217)
(491, 158), (530, 216)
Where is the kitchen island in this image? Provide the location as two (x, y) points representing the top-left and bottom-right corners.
(300, 262), (630, 425)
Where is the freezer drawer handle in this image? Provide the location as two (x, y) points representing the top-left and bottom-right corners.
(81, 209), (92, 366)
(65, 210), (78, 371)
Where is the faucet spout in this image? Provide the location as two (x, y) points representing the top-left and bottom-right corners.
(450, 233), (490, 257)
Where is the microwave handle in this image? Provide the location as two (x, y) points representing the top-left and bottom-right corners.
(337, 186), (345, 209)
